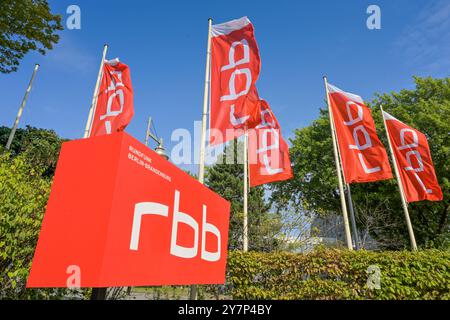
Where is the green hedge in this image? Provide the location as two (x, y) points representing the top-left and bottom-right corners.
(226, 249), (450, 300)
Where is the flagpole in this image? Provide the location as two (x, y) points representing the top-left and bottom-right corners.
(346, 183), (360, 250)
(6, 64), (40, 150)
(328, 90), (360, 250)
(86, 44), (108, 301)
(323, 76), (353, 250)
(197, 18), (212, 183)
(380, 106), (418, 251)
(323, 81), (359, 249)
(322, 80), (359, 249)
(243, 132), (249, 252)
(84, 44), (108, 138)
(190, 17), (213, 301)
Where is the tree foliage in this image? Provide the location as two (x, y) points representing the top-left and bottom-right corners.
(0, 127), (82, 299)
(271, 77), (450, 249)
(0, 153), (54, 298)
(0, 126), (66, 177)
(0, 0), (62, 73)
(206, 141), (282, 252)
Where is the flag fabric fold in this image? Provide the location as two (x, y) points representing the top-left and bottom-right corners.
(90, 59), (134, 137)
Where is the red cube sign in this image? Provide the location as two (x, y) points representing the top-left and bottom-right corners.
(27, 132), (230, 288)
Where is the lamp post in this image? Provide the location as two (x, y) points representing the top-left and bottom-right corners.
(145, 117), (169, 160)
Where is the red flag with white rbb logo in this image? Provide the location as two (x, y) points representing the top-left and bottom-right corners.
(248, 100), (293, 187)
(90, 59), (134, 137)
(210, 17), (262, 145)
(383, 111), (443, 202)
(327, 83), (392, 183)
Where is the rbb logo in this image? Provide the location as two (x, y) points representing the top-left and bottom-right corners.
(343, 101), (381, 174)
(398, 129), (432, 194)
(129, 190), (221, 262)
(255, 107), (282, 175)
(220, 39), (252, 127)
(100, 70), (125, 134)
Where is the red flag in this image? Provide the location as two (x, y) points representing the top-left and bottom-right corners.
(383, 111), (443, 202)
(210, 17), (262, 145)
(90, 59), (134, 137)
(249, 100), (293, 187)
(327, 83), (392, 183)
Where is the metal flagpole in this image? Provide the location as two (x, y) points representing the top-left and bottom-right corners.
(346, 183), (360, 250)
(324, 82), (359, 250)
(243, 132), (249, 252)
(6, 64), (40, 150)
(190, 17), (213, 301)
(323, 76), (353, 250)
(130, 116), (151, 298)
(84, 44), (108, 138)
(323, 78), (359, 249)
(197, 18), (212, 184)
(145, 117), (152, 146)
(380, 106), (418, 251)
(86, 44), (108, 300)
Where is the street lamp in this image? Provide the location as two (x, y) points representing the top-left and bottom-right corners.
(145, 117), (169, 160)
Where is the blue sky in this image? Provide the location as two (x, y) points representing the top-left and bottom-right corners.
(1, 0), (449, 172)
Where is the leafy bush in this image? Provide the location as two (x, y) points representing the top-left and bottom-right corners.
(0, 153), (51, 298)
(0, 153), (87, 299)
(226, 249), (450, 300)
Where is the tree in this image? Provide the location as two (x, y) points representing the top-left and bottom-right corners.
(0, 126), (66, 177)
(271, 77), (450, 249)
(205, 141), (282, 252)
(0, 0), (62, 73)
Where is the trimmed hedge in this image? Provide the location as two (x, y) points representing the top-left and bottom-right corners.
(226, 249), (450, 300)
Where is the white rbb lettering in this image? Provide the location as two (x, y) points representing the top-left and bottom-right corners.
(219, 39), (252, 126)
(343, 101), (380, 173)
(129, 190), (221, 261)
(259, 129), (283, 175)
(344, 101), (363, 126)
(201, 205), (221, 262)
(398, 128), (418, 150)
(100, 70), (125, 134)
(255, 108), (276, 129)
(130, 202), (169, 251)
(349, 125), (372, 151)
(170, 190), (199, 258)
(402, 149), (432, 194)
(220, 69), (252, 102)
(221, 39), (250, 71)
(230, 105), (250, 126)
(256, 107), (282, 175)
(398, 129), (432, 194)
